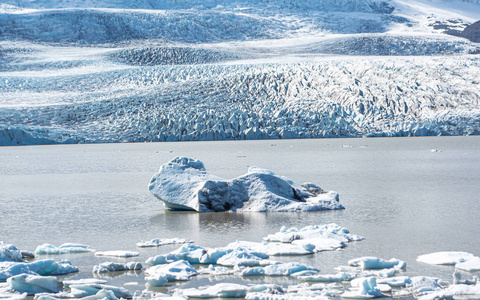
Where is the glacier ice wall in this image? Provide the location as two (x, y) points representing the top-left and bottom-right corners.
(1, 54), (479, 145)
(0, 0), (479, 145)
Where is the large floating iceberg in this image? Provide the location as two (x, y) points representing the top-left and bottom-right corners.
(149, 157), (343, 212)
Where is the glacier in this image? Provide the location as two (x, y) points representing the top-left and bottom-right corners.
(0, 0), (479, 145)
(149, 156), (343, 212)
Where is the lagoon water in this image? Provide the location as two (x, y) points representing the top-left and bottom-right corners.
(1, 136), (479, 296)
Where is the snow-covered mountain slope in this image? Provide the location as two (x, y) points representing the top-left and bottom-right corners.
(0, 0), (479, 145)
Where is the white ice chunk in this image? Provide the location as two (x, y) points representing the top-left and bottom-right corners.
(455, 257), (480, 272)
(264, 224), (363, 244)
(0, 243), (23, 262)
(94, 251), (139, 258)
(246, 292), (329, 300)
(92, 261), (142, 273)
(149, 157), (343, 212)
(35, 243), (94, 255)
(146, 243), (270, 267)
(240, 262), (319, 276)
(341, 277), (383, 299)
(417, 251), (475, 265)
(453, 270), (479, 284)
(226, 240), (311, 256)
(136, 238), (193, 248)
(70, 284), (131, 298)
(180, 283), (249, 298)
(7, 274), (62, 295)
(145, 260), (198, 287)
(297, 272), (355, 282)
(417, 283), (480, 300)
(198, 265), (234, 276)
(0, 259), (78, 280)
(62, 278), (108, 287)
(348, 257), (406, 269)
(409, 276), (443, 296)
(217, 246), (269, 266)
(377, 276), (412, 287)
(146, 244), (212, 265)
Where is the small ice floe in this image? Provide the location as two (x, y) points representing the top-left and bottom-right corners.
(239, 262), (318, 276)
(69, 284), (132, 298)
(264, 224), (363, 244)
(148, 157), (343, 212)
(0, 243), (24, 262)
(348, 257), (406, 269)
(178, 283), (249, 298)
(7, 274), (62, 295)
(35, 243), (94, 255)
(297, 272), (355, 282)
(0, 290), (26, 300)
(145, 260), (198, 287)
(408, 276), (444, 297)
(136, 238), (193, 248)
(198, 265), (234, 276)
(417, 283), (480, 300)
(377, 276), (412, 287)
(455, 256), (480, 272)
(92, 262), (142, 273)
(453, 270), (479, 285)
(146, 243), (270, 267)
(227, 240), (314, 256)
(287, 282), (328, 293)
(94, 251), (139, 258)
(341, 277), (383, 299)
(0, 259), (78, 280)
(210, 245), (269, 267)
(417, 251), (475, 265)
(247, 283), (334, 300)
(62, 278), (108, 287)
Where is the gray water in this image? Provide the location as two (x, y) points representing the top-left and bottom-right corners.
(1, 136), (479, 296)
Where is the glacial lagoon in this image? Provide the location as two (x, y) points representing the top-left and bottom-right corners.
(1, 136), (479, 297)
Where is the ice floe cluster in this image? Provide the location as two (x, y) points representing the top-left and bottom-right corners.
(1, 230), (480, 299)
(149, 157), (343, 212)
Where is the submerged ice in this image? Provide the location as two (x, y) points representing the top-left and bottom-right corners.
(149, 157), (343, 212)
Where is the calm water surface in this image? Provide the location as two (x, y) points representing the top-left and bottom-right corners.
(1, 136), (479, 296)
